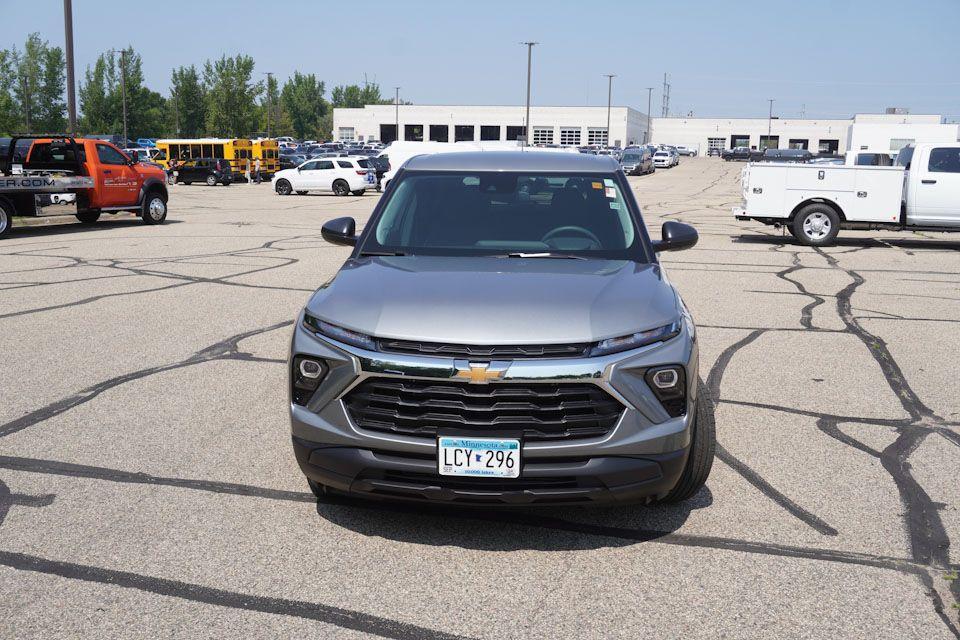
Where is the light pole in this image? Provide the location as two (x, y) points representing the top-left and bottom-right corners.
(645, 87), (654, 144)
(63, 0), (77, 134)
(109, 49), (128, 144)
(767, 98), (774, 149)
(521, 41), (537, 147)
(394, 86), (400, 143)
(263, 72), (273, 137)
(603, 74), (615, 148)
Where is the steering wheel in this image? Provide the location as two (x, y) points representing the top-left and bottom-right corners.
(542, 225), (602, 249)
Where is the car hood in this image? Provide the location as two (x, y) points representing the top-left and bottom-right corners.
(305, 256), (679, 345)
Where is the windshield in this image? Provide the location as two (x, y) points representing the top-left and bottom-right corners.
(622, 154), (641, 163)
(654, 152), (669, 157)
(360, 172), (646, 260)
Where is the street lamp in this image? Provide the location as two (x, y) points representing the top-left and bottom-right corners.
(603, 74), (615, 148)
(63, 0), (77, 134)
(767, 98), (775, 149)
(645, 87), (654, 144)
(394, 86), (400, 143)
(521, 42), (537, 147)
(108, 49), (128, 144)
(262, 72), (273, 137)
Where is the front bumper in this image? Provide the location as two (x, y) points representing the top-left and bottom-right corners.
(289, 315), (698, 504)
(293, 438), (688, 505)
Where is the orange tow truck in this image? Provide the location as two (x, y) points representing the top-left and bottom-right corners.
(0, 135), (169, 239)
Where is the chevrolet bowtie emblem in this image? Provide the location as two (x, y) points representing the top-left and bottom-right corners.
(454, 361), (508, 384)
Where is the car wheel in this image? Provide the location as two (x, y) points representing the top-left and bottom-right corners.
(351, 189), (365, 196)
(205, 175), (217, 186)
(296, 190), (308, 195)
(275, 179), (292, 196)
(792, 204), (840, 246)
(0, 199), (14, 239)
(332, 179), (350, 196)
(75, 211), (100, 224)
(141, 192), (167, 225)
(654, 379), (716, 504)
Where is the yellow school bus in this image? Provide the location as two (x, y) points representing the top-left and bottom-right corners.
(252, 139), (279, 177)
(154, 138), (253, 178)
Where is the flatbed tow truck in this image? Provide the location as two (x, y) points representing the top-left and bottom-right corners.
(0, 135), (169, 239)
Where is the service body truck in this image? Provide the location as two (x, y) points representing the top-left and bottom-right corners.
(0, 135), (169, 239)
(734, 143), (960, 245)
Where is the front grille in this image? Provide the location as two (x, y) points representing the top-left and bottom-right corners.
(377, 339), (590, 360)
(343, 378), (624, 441)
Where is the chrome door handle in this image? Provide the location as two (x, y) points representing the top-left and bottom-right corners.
(921, 179), (936, 184)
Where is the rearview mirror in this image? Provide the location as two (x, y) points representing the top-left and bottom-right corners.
(321, 217), (358, 246)
(652, 221), (698, 253)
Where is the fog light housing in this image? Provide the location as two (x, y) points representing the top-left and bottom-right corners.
(292, 355), (328, 406)
(644, 365), (687, 417)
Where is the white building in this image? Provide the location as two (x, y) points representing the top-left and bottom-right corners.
(333, 104), (650, 148)
(651, 113), (958, 155)
(333, 105), (958, 156)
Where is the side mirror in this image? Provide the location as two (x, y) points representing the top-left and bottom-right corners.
(321, 216), (358, 246)
(652, 221), (698, 253)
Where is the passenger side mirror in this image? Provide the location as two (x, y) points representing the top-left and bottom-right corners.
(652, 221), (698, 253)
(321, 216), (358, 246)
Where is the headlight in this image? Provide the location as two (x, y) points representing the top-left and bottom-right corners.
(302, 313), (376, 351)
(589, 320), (681, 357)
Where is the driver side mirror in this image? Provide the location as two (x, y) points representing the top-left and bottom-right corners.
(652, 221), (698, 253)
(321, 217), (358, 246)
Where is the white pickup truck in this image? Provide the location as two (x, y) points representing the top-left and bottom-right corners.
(734, 142), (960, 245)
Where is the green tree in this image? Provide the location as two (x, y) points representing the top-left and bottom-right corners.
(280, 72), (326, 139)
(258, 72), (292, 137)
(202, 54), (261, 136)
(169, 65), (206, 137)
(0, 49), (18, 134)
(79, 47), (166, 138)
(11, 33), (66, 132)
(330, 82), (392, 108)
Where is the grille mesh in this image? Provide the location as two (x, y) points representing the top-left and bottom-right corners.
(344, 378), (623, 441)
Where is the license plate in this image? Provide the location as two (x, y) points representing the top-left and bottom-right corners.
(437, 437), (520, 478)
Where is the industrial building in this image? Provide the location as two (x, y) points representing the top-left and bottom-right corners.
(333, 105), (958, 155)
(651, 113), (959, 155)
(332, 105), (650, 148)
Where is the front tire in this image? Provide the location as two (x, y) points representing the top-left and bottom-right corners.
(276, 179), (292, 196)
(655, 380), (716, 504)
(142, 192), (167, 225)
(0, 199), (14, 239)
(792, 204), (840, 246)
(205, 175), (217, 186)
(75, 211), (100, 224)
(332, 179), (350, 196)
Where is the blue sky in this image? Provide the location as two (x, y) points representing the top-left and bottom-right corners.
(5, 0), (959, 120)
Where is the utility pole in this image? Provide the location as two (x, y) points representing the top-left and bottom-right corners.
(263, 72), (274, 137)
(604, 74), (615, 148)
(661, 73), (670, 118)
(63, 0), (77, 134)
(521, 41), (537, 147)
(767, 98), (774, 148)
(394, 86), (400, 143)
(800, 103), (806, 119)
(172, 89), (180, 136)
(109, 49), (129, 144)
(645, 87), (654, 144)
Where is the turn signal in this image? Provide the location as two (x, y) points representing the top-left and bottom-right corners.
(292, 356), (327, 405)
(644, 366), (687, 417)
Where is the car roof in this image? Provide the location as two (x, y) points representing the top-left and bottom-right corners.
(403, 150), (620, 173)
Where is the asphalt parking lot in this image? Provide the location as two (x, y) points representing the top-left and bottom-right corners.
(1, 157), (958, 639)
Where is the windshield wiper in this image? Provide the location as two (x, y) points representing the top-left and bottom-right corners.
(358, 250), (408, 256)
(498, 252), (589, 260)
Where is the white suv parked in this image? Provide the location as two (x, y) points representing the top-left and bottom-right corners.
(272, 157), (374, 196)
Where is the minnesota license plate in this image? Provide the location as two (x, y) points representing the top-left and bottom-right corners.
(437, 437), (520, 478)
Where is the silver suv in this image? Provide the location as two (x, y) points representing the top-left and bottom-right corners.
(290, 151), (714, 506)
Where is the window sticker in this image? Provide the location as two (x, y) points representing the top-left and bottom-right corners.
(605, 187), (617, 199)
(603, 178), (615, 187)
(609, 201), (621, 210)
(591, 181), (603, 190)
